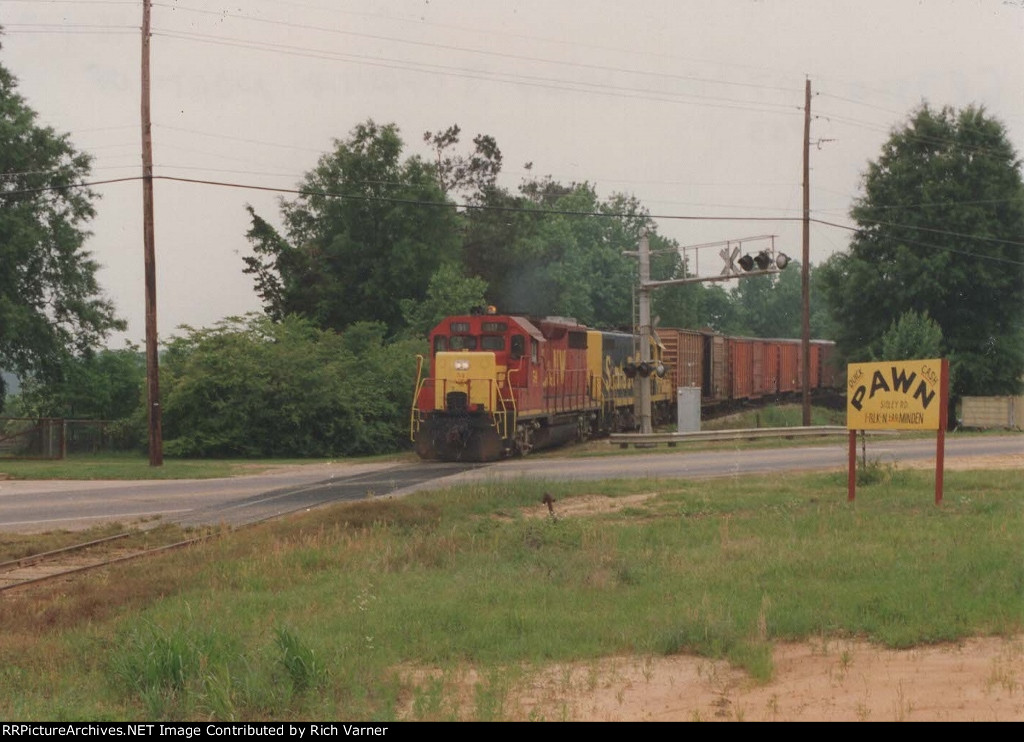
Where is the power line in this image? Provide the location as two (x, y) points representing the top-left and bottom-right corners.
(812, 192), (1024, 214)
(1, 24), (136, 33)
(154, 2), (803, 99)
(816, 90), (906, 118)
(212, 0), (805, 94)
(808, 217), (1024, 265)
(151, 29), (803, 117)
(0, 1), (136, 4)
(813, 108), (1021, 160)
(6, 174), (1021, 265)
(155, 124), (327, 155)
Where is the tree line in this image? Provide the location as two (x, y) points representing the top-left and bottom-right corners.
(240, 120), (825, 340)
(2, 52), (1021, 456)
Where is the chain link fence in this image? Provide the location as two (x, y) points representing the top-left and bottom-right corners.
(0, 418), (137, 459)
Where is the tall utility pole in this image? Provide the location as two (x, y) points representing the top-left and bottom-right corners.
(801, 78), (812, 427)
(141, 0), (163, 466)
(637, 233), (653, 434)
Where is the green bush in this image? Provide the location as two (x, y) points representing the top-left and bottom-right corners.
(160, 315), (426, 458)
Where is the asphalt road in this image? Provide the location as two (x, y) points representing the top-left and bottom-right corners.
(0, 434), (1019, 534)
(0, 461), (483, 534)
(450, 433), (1022, 484)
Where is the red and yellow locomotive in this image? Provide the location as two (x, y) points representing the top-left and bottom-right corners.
(410, 309), (838, 462)
(410, 308), (672, 461)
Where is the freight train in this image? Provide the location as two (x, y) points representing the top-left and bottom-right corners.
(410, 308), (837, 462)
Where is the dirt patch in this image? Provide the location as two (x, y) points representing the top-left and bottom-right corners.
(397, 636), (1024, 721)
(502, 636), (1024, 721)
(525, 492), (660, 519)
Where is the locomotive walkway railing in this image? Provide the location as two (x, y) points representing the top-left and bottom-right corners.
(610, 426), (850, 448)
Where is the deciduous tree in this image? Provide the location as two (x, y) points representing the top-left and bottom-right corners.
(243, 120), (461, 336)
(399, 264), (488, 337)
(878, 309), (943, 361)
(0, 55), (123, 407)
(820, 104), (1024, 396)
(464, 179), (664, 328)
(11, 346), (144, 420)
(423, 124), (502, 201)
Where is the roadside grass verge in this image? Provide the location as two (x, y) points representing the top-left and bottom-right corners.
(0, 453), (387, 481)
(1, 467), (1021, 720)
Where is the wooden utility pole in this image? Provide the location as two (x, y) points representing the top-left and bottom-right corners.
(141, 0), (163, 466)
(637, 233), (653, 434)
(801, 78), (812, 427)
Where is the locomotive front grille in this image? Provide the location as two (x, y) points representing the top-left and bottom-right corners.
(446, 391), (469, 413)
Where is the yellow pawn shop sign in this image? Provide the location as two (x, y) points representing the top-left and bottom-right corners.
(846, 358), (950, 503)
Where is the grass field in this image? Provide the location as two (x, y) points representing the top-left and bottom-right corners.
(1, 462), (1021, 721)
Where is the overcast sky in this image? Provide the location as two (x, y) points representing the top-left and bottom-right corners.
(2, 0), (1022, 347)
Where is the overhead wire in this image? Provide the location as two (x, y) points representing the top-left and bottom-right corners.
(813, 108), (1022, 160)
(0, 0), (136, 4)
(3, 174), (1021, 267)
(153, 2), (803, 98)
(7, 3), (1013, 194)
(3, 3), (1022, 269)
(0, 24), (136, 33)
(151, 29), (803, 118)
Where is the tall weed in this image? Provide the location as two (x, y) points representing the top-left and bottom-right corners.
(274, 625), (325, 694)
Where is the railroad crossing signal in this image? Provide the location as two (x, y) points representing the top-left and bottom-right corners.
(629, 233), (791, 434)
(719, 244), (789, 278)
(623, 360), (666, 379)
(739, 250), (768, 271)
(720, 245), (742, 276)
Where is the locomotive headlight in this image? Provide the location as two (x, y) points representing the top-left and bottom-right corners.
(454, 360), (470, 371)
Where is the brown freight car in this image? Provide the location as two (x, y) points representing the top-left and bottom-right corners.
(657, 328), (837, 409)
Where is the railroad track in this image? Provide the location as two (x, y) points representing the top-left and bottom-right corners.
(0, 529), (209, 595)
(1, 460), (487, 594)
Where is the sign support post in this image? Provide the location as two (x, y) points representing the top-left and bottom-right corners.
(847, 429), (857, 502)
(935, 357), (950, 504)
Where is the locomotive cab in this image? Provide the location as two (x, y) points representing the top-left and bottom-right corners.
(412, 312), (544, 461)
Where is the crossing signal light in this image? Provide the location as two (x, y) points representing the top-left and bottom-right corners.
(626, 361), (667, 378)
(738, 251), (790, 272)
